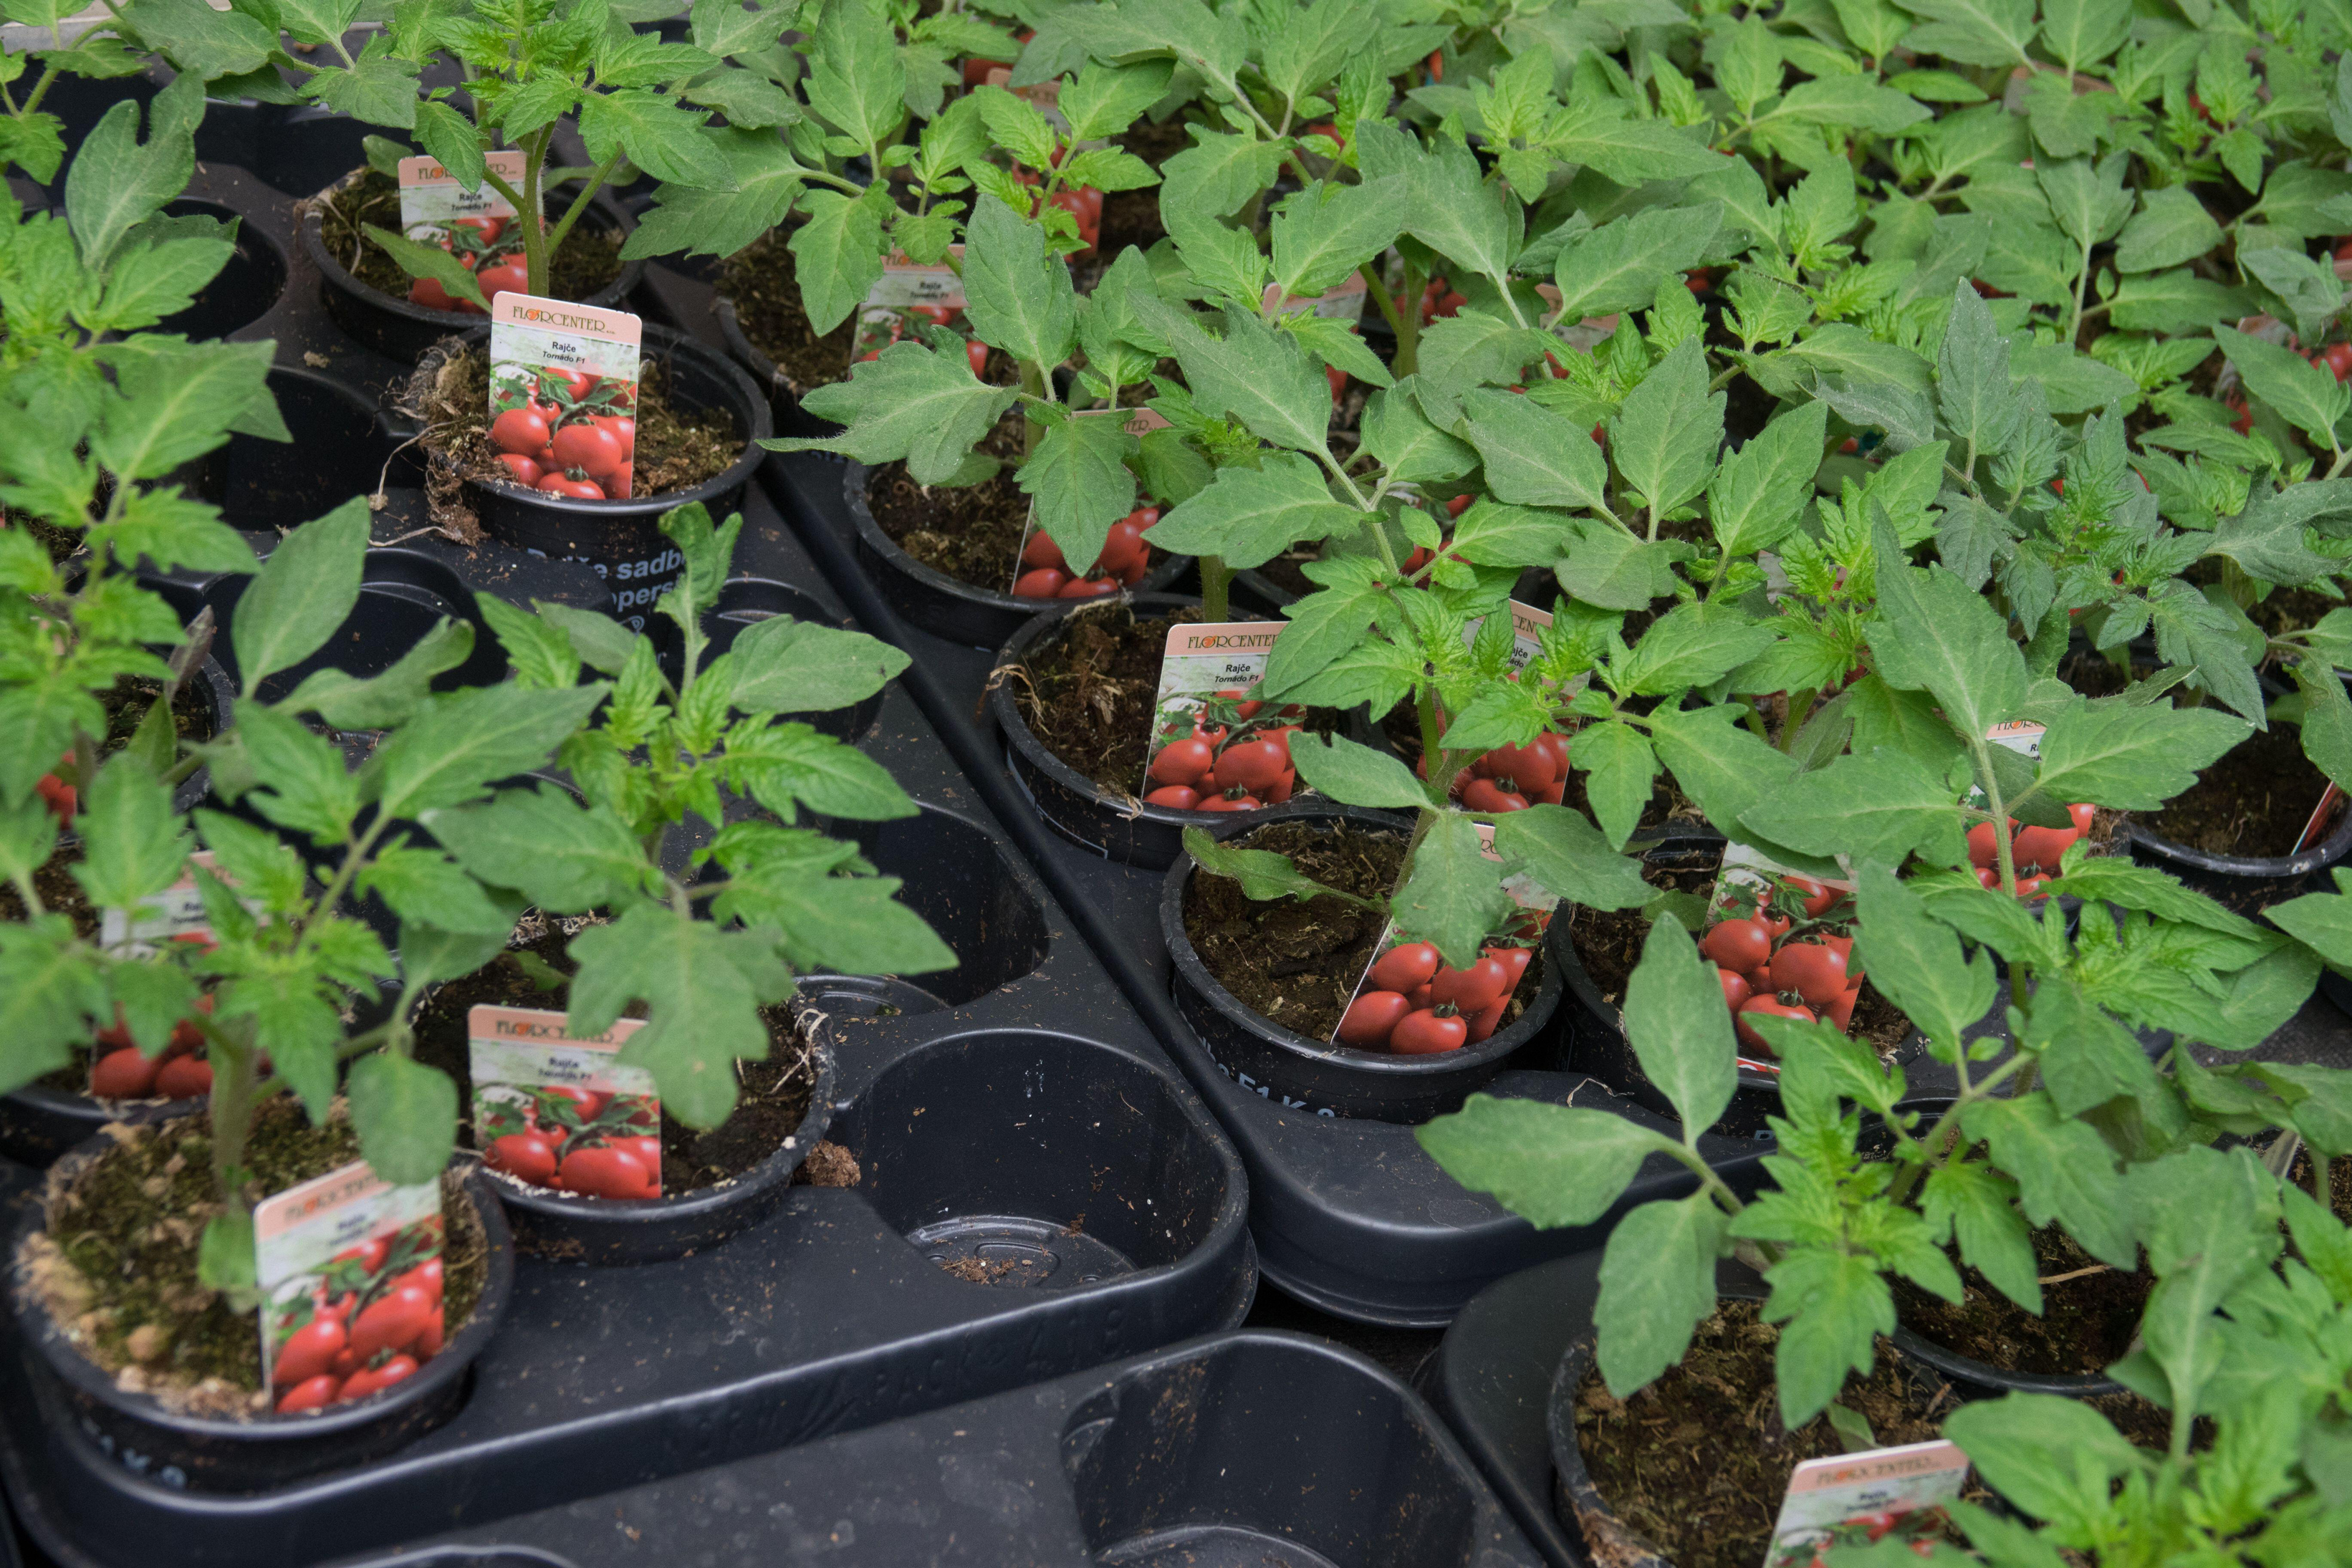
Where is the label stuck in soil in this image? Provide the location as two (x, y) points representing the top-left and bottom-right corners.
(396, 149), (529, 241)
(1007, 407), (1172, 593)
(1140, 621), (1308, 810)
(1328, 823), (1555, 1052)
(468, 1004), (662, 1201)
(486, 291), (643, 511)
(98, 850), (257, 954)
(1704, 840), (1855, 1077)
(1763, 1438), (1970, 1566)
(850, 246), (967, 362)
(254, 1160), (446, 1399)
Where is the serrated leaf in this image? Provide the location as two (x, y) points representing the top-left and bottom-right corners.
(231, 500), (369, 691)
(1418, 1095), (1673, 1227)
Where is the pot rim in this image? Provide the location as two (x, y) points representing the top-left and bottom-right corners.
(10, 1142), (514, 1439)
(841, 461), (1189, 615)
(1886, 1321), (2128, 1398)
(1158, 802), (1565, 1080)
(418, 321), (773, 521)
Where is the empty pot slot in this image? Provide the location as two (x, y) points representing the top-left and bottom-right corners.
(1062, 1339), (1481, 1567)
(190, 366), (391, 533)
(832, 1031), (1228, 1291)
(155, 198), (287, 340)
(795, 972), (949, 1019)
(248, 103), (379, 198)
(841, 807), (1048, 1005)
(203, 547), (504, 702)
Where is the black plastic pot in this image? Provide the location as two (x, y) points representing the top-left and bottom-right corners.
(714, 292), (844, 446)
(299, 170), (646, 364)
(486, 1036), (838, 1266)
(176, 364), (393, 534)
(842, 462), (1189, 651)
(202, 544), (507, 703)
(1162, 805), (1568, 1122)
(651, 576), (882, 744)
(156, 197), (289, 342)
(2121, 805), (2352, 918)
(1888, 1317), (2128, 1400)
(413, 324), (770, 632)
(10, 1147), (513, 1493)
(0, 654), (237, 1168)
(993, 592), (1301, 870)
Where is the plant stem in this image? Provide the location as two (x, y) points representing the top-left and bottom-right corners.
(1416, 686), (1448, 805)
(1200, 554), (1232, 622)
(1971, 737), (2020, 896)
(1396, 260), (1424, 377)
(544, 148), (625, 258)
(208, 1036), (261, 1216)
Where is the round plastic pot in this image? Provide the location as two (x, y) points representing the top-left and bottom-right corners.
(300, 171), (645, 364)
(10, 1148), (513, 1492)
(2120, 805), (2352, 918)
(419, 324), (770, 633)
(650, 577), (880, 745)
(156, 196), (289, 341)
(484, 1035), (837, 1266)
(714, 292), (844, 445)
(992, 592), (1298, 869)
(202, 545), (505, 703)
(1545, 1288), (1954, 1564)
(1887, 1318), (2127, 1400)
(0, 655), (238, 1168)
(843, 463), (1189, 651)
(1160, 804), (1565, 1122)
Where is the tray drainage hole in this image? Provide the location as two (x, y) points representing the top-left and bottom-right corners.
(1094, 1525), (1344, 1567)
(908, 1216), (1135, 1289)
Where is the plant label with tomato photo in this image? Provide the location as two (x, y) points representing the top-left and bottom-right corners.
(1330, 824), (1553, 1054)
(468, 1005), (663, 1201)
(1260, 273), (1368, 322)
(1140, 622), (1313, 813)
(98, 850), (256, 955)
(1762, 1438), (1969, 1567)
(1701, 842), (1859, 1072)
(1964, 722), (2108, 895)
(850, 246), (967, 362)
(1008, 408), (1172, 597)
(1464, 597), (1552, 673)
(254, 1160), (446, 1412)
(487, 294), (641, 500)
(396, 150), (528, 241)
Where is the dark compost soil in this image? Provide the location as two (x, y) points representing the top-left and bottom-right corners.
(408, 920), (817, 1195)
(1573, 1299), (1973, 1568)
(717, 227), (855, 394)
(315, 166), (624, 304)
(867, 412), (1033, 589)
(22, 1100), (489, 1415)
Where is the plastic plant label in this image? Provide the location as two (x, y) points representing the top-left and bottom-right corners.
(1762, 1438), (1970, 1565)
(98, 850), (256, 954)
(850, 246), (967, 361)
(469, 1005), (662, 1201)
(395, 149), (528, 244)
(1704, 840), (1856, 1077)
(1007, 408), (1171, 595)
(1139, 622), (1309, 810)
(1261, 273), (1368, 322)
(1328, 822), (1554, 1052)
(254, 1160), (446, 1400)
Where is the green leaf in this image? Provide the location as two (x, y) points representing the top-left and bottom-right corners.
(1936, 279), (2020, 466)
(231, 500), (369, 691)
(1143, 453), (1360, 570)
(1131, 297), (1331, 456)
(1648, 704), (1840, 878)
(1959, 1092), (2135, 1268)
(1400, 135), (1512, 287)
(1460, 389), (1612, 514)
(726, 617), (907, 716)
(1614, 601), (1780, 696)
(1922, 1162), (2040, 1312)
(1021, 413), (1136, 575)
(1595, 1193), (1730, 1397)
(621, 130), (807, 262)
(1549, 204), (1722, 322)
(196, 1211), (258, 1294)
(280, 619), (475, 731)
(1418, 1095), (1676, 1227)
(784, 340), (1019, 484)
(570, 905), (792, 1129)
(1547, 103), (1728, 185)
(1851, 865), (1998, 1048)
(1359, 385), (1476, 484)
(1742, 749), (1967, 870)
(354, 846), (517, 937)
(425, 786), (648, 912)
(711, 860), (956, 977)
(1608, 338), (1723, 521)
(1555, 523), (1687, 611)
(1181, 826), (1354, 905)
(577, 89), (731, 188)
(725, 723), (918, 821)
(1893, 0), (2035, 67)
(90, 338), (279, 481)
(1567, 722), (1655, 849)
(345, 1052), (457, 1186)
(1491, 806), (1655, 910)
(1282, 731), (1429, 812)
(370, 684), (608, 822)
(1270, 175), (1407, 302)
(1444, 501), (1575, 569)
(1707, 400), (1826, 557)
(1623, 916), (1737, 1132)
(307, 42), (419, 130)
(2112, 186), (2223, 275)
(68, 754), (189, 912)
(783, 186), (889, 336)
(2031, 702), (2248, 809)
(2244, 247), (2349, 348)
(1772, 75), (1930, 134)
(2214, 324), (2350, 453)
(1870, 518), (2027, 745)
(1760, 1248), (1893, 1429)
(1391, 809), (1517, 970)
(963, 193), (1078, 370)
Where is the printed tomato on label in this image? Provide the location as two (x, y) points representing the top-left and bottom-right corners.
(487, 1131), (560, 1185)
(474, 261), (529, 302)
(1736, 996), (1813, 1052)
(1260, 770), (1295, 804)
(1700, 918), (1772, 973)
(1149, 737), (1215, 787)
(1021, 532), (1067, 571)
(1768, 941), (1851, 1008)
(1338, 990), (1411, 1046)
(272, 1315), (347, 1385)
(1461, 777), (1527, 813)
(544, 367), (596, 403)
(2012, 824), (2078, 871)
(90, 1048), (160, 1099)
(1465, 999), (1507, 1042)
(155, 1055), (212, 1099)
(1013, 567), (1067, 599)
(1825, 986), (1858, 1033)
(536, 473), (605, 499)
(389, 1257), (443, 1306)
(350, 1284), (438, 1360)
(489, 408), (551, 456)
(1199, 792), (1261, 812)
(1430, 956), (1511, 1012)
(411, 1308), (446, 1360)
(1478, 740), (1558, 794)
(277, 1375), (342, 1413)
(1057, 576), (1117, 598)
(497, 453), (543, 486)
(552, 423), (626, 479)
(1484, 946), (1532, 989)
(618, 1135), (663, 1173)
(1370, 942), (1440, 994)
(1143, 785), (1201, 809)
(1717, 965), (1750, 1011)
(589, 413), (635, 455)
(560, 1145), (658, 1199)
(1099, 519), (1151, 580)
(1212, 739), (1289, 795)
(1392, 1009), (1467, 1054)
(337, 1355), (421, 1403)
(1783, 875), (1839, 917)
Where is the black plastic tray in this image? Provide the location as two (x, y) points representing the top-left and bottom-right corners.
(624, 262), (1782, 1327)
(330, 1329), (1546, 1567)
(0, 148), (1259, 1568)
